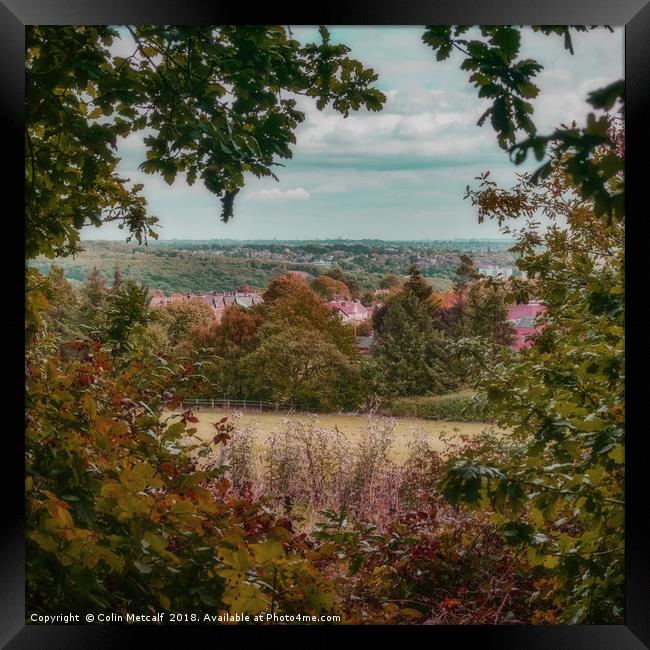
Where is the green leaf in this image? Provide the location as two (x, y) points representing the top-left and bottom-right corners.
(250, 540), (285, 563)
(587, 80), (624, 110)
(491, 27), (521, 61)
(608, 444), (624, 464)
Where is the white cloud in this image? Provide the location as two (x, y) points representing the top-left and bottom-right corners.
(85, 26), (623, 242)
(247, 187), (310, 201)
(290, 93), (493, 163)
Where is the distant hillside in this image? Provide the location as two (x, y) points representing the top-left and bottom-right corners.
(28, 243), (318, 294)
(145, 238), (515, 251)
(29, 240), (505, 294)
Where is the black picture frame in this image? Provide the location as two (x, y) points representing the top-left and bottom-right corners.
(5, 1), (649, 646)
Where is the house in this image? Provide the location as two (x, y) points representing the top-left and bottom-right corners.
(313, 257), (333, 268)
(150, 292), (194, 308)
(479, 265), (528, 280)
(507, 301), (546, 351)
(326, 299), (369, 324)
(234, 294), (261, 308)
(150, 289), (264, 322)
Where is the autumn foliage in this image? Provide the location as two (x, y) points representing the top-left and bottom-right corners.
(25, 24), (624, 625)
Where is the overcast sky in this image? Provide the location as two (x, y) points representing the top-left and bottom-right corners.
(81, 26), (623, 242)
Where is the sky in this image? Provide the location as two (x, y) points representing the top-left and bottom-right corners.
(81, 26), (623, 242)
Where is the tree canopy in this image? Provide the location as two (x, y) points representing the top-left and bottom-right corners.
(422, 25), (624, 221)
(26, 25), (385, 258)
(311, 275), (351, 301)
(152, 298), (215, 346)
(372, 267), (459, 397)
(441, 124), (624, 623)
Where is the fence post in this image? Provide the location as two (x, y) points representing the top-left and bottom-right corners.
(243, 399), (246, 410)
(211, 398), (214, 409)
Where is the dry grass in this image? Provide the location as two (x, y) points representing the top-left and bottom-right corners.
(171, 409), (506, 533)
(178, 408), (497, 463)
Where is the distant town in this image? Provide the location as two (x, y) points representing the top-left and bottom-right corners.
(149, 283), (544, 355)
(31, 238), (541, 353)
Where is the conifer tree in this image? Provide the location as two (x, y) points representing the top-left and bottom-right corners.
(78, 267), (109, 333)
(373, 267), (458, 396)
(104, 279), (150, 356)
(43, 266), (81, 341)
(111, 263), (123, 293)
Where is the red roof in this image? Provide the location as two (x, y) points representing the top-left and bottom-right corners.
(507, 301), (545, 321)
(507, 301), (546, 351)
(326, 300), (368, 318)
(150, 295), (172, 308)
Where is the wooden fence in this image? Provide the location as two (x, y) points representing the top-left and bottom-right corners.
(180, 398), (299, 413)
(178, 397), (376, 416)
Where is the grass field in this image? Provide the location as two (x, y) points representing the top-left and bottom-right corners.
(174, 408), (499, 463)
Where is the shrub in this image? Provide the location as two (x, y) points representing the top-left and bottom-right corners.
(210, 414), (483, 531)
(314, 494), (534, 624)
(26, 339), (338, 618)
(238, 417), (400, 528)
(181, 413), (539, 624)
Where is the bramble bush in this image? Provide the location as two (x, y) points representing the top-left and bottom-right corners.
(439, 130), (625, 624)
(26, 336), (338, 618)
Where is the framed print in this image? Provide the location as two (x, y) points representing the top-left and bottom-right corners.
(5, 0), (649, 646)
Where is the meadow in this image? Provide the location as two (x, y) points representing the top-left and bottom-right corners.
(167, 409), (504, 534)
(178, 408), (495, 463)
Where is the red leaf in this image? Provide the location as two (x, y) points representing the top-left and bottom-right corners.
(213, 432), (231, 445)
